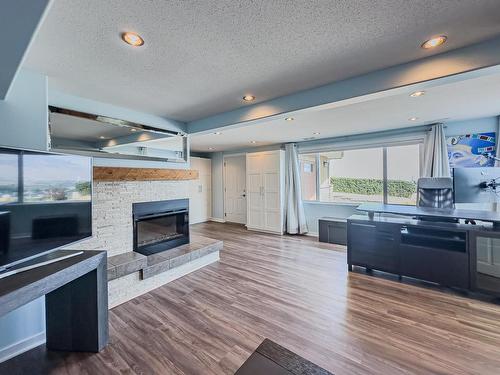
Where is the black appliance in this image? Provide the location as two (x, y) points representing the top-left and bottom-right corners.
(133, 199), (189, 256)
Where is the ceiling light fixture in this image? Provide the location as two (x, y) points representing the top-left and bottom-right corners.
(130, 128), (137, 132)
(410, 91), (425, 98)
(208, 147), (215, 150)
(214, 132), (222, 135)
(242, 95), (255, 102)
(409, 117), (418, 121)
(285, 117), (294, 121)
(250, 140), (257, 144)
(122, 32), (144, 47)
(421, 35), (447, 49)
(313, 132), (320, 135)
(99, 136), (106, 139)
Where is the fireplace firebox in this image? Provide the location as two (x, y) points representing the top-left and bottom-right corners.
(133, 199), (189, 256)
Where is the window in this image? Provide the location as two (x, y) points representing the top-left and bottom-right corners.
(0, 151), (91, 205)
(386, 144), (420, 205)
(299, 143), (420, 205)
(299, 153), (317, 201)
(0, 153), (19, 204)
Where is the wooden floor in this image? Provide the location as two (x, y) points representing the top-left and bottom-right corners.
(3, 222), (500, 374)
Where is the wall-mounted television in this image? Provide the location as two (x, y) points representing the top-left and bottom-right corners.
(0, 146), (92, 270)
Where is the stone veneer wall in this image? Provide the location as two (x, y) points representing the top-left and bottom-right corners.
(69, 180), (190, 256)
(65, 179), (218, 307)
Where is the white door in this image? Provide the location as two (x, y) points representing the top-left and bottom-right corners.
(190, 157), (211, 224)
(224, 155), (247, 224)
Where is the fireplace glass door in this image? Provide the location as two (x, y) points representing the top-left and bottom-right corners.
(135, 211), (189, 255)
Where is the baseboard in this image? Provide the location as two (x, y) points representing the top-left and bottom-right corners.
(0, 331), (45, 363)
(305, 232), (319, 237)
(209, 217), (226, 223)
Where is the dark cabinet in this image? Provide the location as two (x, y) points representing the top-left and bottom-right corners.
(348, 216), (470, 290)
(469, 231), (500, 296)
(319, 218), (347, 245)
(400, 244), (469, 289)
(348, 221), (399, 274)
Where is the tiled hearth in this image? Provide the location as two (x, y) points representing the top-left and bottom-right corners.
(67, 179), (221, 307)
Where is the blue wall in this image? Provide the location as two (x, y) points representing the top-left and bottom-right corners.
(0, 69), (48, 361)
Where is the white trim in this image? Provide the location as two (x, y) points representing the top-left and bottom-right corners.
(0, 331), (45, 363)
(303, 200), (360, 207)
(305, 232), (318, 237)
(246, 226), (283, 235)
(209, 217), (226, 223)
(298, 129), (425, 154)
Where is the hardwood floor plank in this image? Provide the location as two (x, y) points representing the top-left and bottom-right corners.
(2, 222), (500, 374)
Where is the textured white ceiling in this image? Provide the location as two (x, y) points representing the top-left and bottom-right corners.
(24, 0), (500, 122)
(189, 71), (500, 152)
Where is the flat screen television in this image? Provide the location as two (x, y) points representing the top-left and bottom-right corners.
(453, 167), (500, 203)
(0, 146), (92, 270)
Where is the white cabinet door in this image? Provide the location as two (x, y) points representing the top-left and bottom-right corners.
(246, 153), (264, 229)
(246, 150), (284, 233)
(190, 157), (211, 224)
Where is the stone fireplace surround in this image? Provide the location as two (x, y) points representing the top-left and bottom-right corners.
(68, 179), (220, 307)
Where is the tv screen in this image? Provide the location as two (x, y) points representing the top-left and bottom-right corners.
(0, 147), (92, 269)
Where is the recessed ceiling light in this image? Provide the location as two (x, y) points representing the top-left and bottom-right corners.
(130, 128), (137, 132)
(214, 132), (222, 135)
(208, 147), (215, 150)
(409, 117), (418, 121)
(250, 140), (257, 144)
(421, 35), (447, 49)
(410, 91), (425, 97)
(242, 95), (255, 102)
(99, 136), (106, 139)
(285, 117), (294, 121)
(313, 132), (320, 135)
(122, 32), (144, 47)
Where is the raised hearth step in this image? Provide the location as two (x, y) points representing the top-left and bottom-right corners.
(107, 252), (147, 281)
(141, 235), (223, 279)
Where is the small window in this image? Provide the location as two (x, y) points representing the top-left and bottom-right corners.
(299, 153), (317, 201)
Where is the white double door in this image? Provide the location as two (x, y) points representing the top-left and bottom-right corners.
(190, 157), (211, 224)
(246, 150), (284, 234)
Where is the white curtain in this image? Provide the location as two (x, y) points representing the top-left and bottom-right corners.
(422, 123), (451, 177)
(284, 143), (308, 234)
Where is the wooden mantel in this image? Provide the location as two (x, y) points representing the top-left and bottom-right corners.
(93, 166), (199, 182)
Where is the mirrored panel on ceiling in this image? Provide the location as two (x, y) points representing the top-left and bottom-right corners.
(48, 106), (188, 163)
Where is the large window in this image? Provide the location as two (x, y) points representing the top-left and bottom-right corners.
(299, 143), (420, 205)
(0, 151), (91, 204)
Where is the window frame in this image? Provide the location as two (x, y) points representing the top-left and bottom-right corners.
(300, 140), (423, 205)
